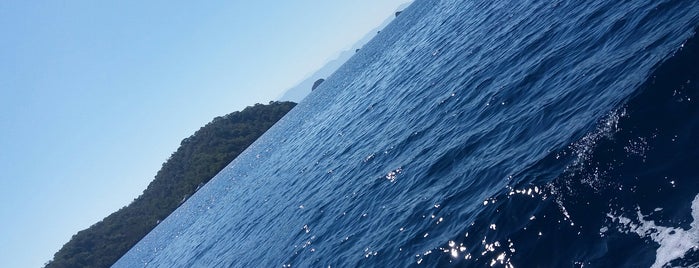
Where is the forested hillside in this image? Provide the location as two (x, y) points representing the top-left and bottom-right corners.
(45, 101), (296, 268)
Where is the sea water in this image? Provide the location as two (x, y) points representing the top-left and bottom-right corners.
(115, 0), (699, 267)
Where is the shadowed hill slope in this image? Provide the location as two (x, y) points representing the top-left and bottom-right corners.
(45, 101), (296, 268)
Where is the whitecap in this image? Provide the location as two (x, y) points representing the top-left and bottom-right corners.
(608, 193), (699, 268)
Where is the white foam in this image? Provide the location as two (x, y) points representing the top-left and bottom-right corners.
(608, 194), (699, 268)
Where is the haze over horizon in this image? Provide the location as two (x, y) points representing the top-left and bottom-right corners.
(0, 1), (411, 267)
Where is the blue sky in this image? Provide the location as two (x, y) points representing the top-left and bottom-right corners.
(0, 1), (410, 266)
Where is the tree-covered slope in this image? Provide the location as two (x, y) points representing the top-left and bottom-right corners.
(45, 101), (296, 268)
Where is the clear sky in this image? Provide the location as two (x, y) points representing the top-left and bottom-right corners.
(0, 1), (411, 267)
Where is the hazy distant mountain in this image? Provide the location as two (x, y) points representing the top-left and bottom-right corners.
(277, 49), (354, 102)
(277, 3), (411, 102)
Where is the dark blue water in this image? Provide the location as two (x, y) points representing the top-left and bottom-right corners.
(115, 0), (699, 267)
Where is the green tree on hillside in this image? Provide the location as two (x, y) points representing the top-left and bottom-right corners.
(44, 101), (296, 268)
